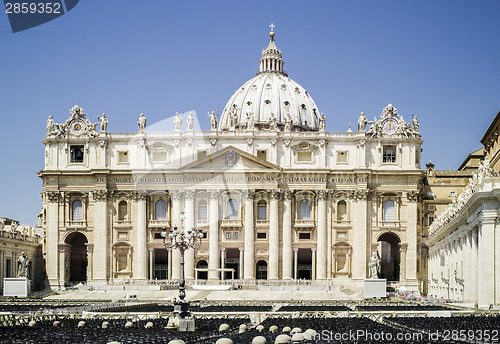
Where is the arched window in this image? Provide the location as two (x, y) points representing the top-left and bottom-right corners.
(257, 200), (267, 221)
(383, 200), (395, 221)
(337, 200), (347, 221)
(72, 200), (83, 221)
(227, 199), (238, 219)
(118, 201), (127, 221)
(155, 199), (167, 220)
(198, 200), (207, 221)
(299, 199), (310, 220)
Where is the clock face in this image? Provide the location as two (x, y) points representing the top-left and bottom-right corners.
(70, 120), (85, 135)
(383, 118), (398, 135)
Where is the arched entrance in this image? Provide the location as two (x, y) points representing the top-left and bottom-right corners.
(153, 249), (168, 280)
(196, 260), (208, 280)
(65, 232), (88, 284)
(377, 233), (400, 281)
(256, 260), (267, 280)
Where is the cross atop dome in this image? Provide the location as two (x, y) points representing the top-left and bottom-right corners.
(269, 23), (275, 38)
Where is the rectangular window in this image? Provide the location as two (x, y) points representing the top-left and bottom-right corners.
(337, 151), (348, 164)
(297, 151), (312, 162)
(198, 205), (208, 221)
(257, 232), (267, 239)
(154, 233), (163, 239)
(382, 145), (396, 163)
(257, 150), (267, 161)
(118, 151), (129, 163)
(257, 205), (267, 220)
(70, 145), (84, 163)
(152, 151), (167, 162)
(299, 232), (311, 240)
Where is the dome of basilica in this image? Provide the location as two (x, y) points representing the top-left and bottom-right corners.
(219, 30), (322, 132)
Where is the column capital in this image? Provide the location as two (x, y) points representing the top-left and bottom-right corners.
(45, 191), (60, 202)
(293, 248), (299, 252)
(268, 189), (281, 200)
(243, 189), (256, 200)
(311, 248), (316, 252)
(209, 190), (219, 200)
(239, 247), (244, 252)
(93, 190), (109, 202)
(169, 190), (184, 201)
(406, 190), (419, 202)
(283, 190), (294, 200)
(132, 191), (147, 202)
(85, 243), (94, 252)
(220, 247), (226, 252)
(148, 247), (154, 253)
(398, 242), (408, 253)
(349, 189), (371, 201)
(317, 190), (328, 201)
(184, 189), (196, 200)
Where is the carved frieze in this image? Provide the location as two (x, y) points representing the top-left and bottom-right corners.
(93, 190), (109, 202)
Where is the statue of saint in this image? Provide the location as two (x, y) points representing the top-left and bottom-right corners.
(319, 113), (326, 131)
(174, 112), (183, 131)
(246, 113), (255, 131)
(98, 113), (108, 132)
(17, 252), (29, 278)
(187, 112), (194, 130)
(208, 111), (218, 130)
(137, 113), (147, 132)
(268, 113), (278, 131)
(0, 218), (4, 231)
(358, 112), (368, 132)
(284, 113), (292, 132)
(412, 115), (419, 133)
(46, 115), (54, 134)
(368, 253), (381, 279)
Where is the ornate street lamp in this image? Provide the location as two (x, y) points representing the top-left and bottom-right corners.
(161, 211), (203, 321)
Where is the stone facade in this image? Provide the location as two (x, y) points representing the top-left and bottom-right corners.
(38, 30), (424, 292)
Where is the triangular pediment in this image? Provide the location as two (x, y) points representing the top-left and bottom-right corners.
(181, 146), (281, 173)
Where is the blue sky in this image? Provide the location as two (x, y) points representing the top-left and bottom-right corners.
(1, 1), (500, 226)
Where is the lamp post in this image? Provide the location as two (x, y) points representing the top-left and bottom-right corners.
(161, 211), (203, 319)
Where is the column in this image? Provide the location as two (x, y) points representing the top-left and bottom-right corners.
(168, 249), (173, 280)
(352, 190), (368, 280)
(332, 248), (336, 277)
(135, 193), (147, 280)
(220, 248), (226, 280)
(184, 190), (195, 280)
(93, 190), (109, 283)
(316, 191), (327, 279)
(282, 191), (293, 280)
(311, 248), (316, 280)
(58, 245), (67, 287)
(268, 190), (280, 279)
(85, 244), (94, 281)
(46, 191), (60, 288)
(208, 190), (220, 279)
(478, 214), (496, 308)
(399, 243), (408, 281)
(148, 248), (154, 280)
(239, 247), (244, 280)
(244, 191), (255, 279)
(293, 248), (298, 279)
(405, 192), (418, 282)
(170, 191), (182, 280)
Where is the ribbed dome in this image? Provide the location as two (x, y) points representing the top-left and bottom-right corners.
(219, 29), (321, 132)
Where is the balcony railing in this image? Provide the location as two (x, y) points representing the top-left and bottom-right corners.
(114, 220), (132, 227)
(221, 219), (242, 228)
(294, 220), (316, 229)
(149, 220), (171, 228)
(67, 221), (86, 228)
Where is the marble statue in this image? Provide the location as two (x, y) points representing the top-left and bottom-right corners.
(187, 112), (194, 130)
(319, 113), (326, 131)
(0, 218), (4, 231)
(229, 106), (239, 130)
(358, 112), (368, 132)
(17, 252), (29, 278)
(268, 113), (278, 131)
(246, 113), (255, 131)
(46, 115), (54, 134)
(284, 113), (292, 132)
(368, 253), (381, 279)
(209, 111), (218, 130)
(412, 115), (419, 133)
(137, 113), (147, 132)
(174, 112), (183, 131)
(98, 113), (108, 132)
